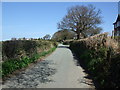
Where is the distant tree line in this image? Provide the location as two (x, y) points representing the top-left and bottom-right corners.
(10, 34), (51, 41)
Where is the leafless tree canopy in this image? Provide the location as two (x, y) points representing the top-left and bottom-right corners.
(58, 5), (102, 39)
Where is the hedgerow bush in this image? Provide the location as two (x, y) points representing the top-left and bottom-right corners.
(68, 33), (120, 88)
(2, 47), (56, 77)
(1, 40), (57, 77)
(2, 40), (57, 61)
(114, 36), (120, 42)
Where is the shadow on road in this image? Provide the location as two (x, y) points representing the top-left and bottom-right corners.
(69, 48), (97, 89)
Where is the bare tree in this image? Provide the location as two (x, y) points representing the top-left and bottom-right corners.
(43, 34), (51, 40)
(58, 5), (102, 39)
(11, 38), (17, 41)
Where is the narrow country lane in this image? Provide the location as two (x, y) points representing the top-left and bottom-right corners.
(2, 44), (95, 88)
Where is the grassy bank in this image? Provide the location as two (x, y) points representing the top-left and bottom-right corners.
(64, 33), (120, 88)
(1, 47), (56, 78)
(1, 40), (57, 78)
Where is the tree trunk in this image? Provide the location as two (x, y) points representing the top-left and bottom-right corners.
(77, 33), (80, 39)
(76, 28), (81, 39)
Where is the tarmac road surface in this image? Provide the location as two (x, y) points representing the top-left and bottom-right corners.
(2, 44), (95, 88)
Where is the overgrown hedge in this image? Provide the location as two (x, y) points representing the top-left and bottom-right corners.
(114, 36), (120, 42)
(65, 33), (120, 88)
(2, 40), (57, 61)
(1, 40), (57, 77)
